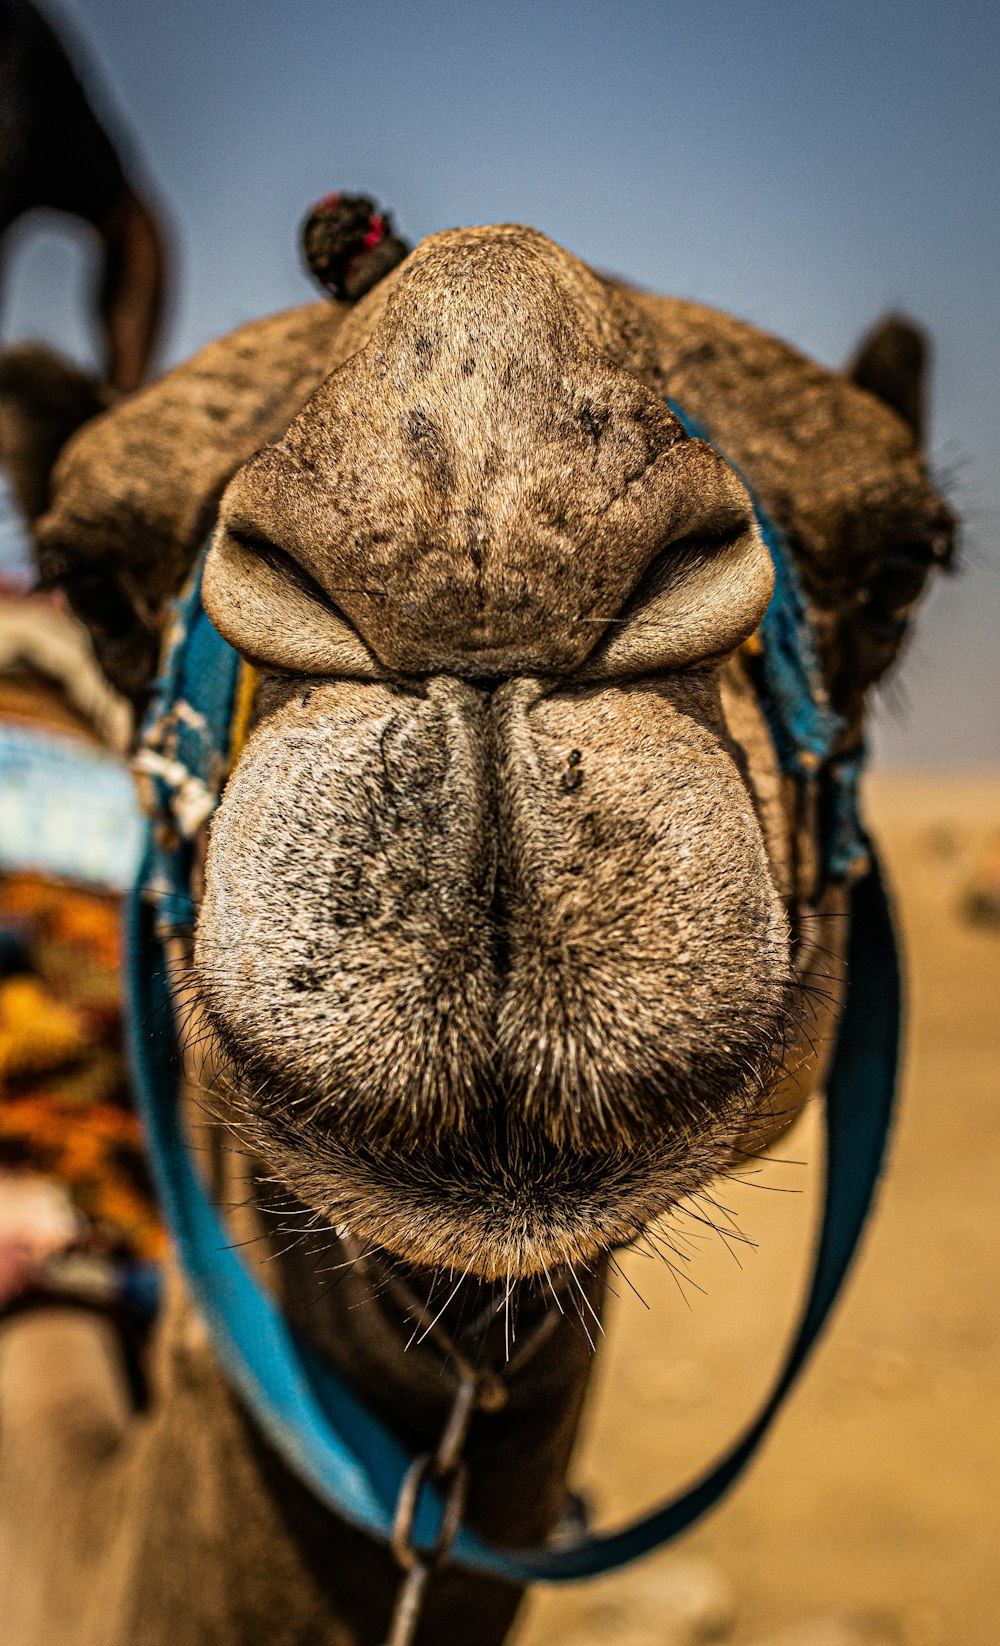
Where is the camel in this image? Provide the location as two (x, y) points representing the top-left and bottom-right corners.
(0, 220), (953, 1646)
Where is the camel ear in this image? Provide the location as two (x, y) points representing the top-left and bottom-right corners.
(34, 301), (347, 705)
(845, 314), (927, 444)
(0, 345), (110, 525)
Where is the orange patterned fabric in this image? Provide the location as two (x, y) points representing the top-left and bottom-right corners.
(0, 870), (164, 1263)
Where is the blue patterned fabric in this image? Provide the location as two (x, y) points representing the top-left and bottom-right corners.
(666, 400), (868, 885)
(0, 721), (142, 890)
(130, 552), (243, 933)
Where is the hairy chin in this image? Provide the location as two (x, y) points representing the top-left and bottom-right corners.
(219, 1091), (766, 1282)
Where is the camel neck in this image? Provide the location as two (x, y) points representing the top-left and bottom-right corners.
(190, 1167), (605, 1644)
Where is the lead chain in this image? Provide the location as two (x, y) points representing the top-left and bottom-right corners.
(380, 1373), (480, 1646)
(352, 1242), (570, 1646)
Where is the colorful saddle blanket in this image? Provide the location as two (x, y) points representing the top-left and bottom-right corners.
(0, 599), (161, 1314)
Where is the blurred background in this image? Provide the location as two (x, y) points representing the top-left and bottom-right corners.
(0, 0), (997, 764)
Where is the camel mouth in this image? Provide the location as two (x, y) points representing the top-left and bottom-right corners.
(198, 934), (798, 1282)
(209, 1061), (786, 1282)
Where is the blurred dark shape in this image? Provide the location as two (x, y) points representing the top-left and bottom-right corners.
(301, 191), (410, 302)
(0, 923), (31, 975)
(0, 0), (167, 395)
(961, 840), (1000, 931)
(922, 824), (959, 861)
(0, 341), (106, 521)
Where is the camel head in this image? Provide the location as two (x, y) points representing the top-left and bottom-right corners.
(28, 223), (954, 1282)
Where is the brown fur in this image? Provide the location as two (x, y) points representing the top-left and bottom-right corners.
(0, 223), (952, 1644)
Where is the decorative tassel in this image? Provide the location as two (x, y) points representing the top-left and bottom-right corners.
(301, 192), (410, 302)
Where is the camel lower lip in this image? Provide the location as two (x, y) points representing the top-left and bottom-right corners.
(226, 1101), (756, 1282)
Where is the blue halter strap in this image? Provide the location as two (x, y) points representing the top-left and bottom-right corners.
(125, 407), (899, 1584)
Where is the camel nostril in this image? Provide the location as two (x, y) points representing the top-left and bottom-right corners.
(203, 522), (389, 678)
(575, 516), (774, 681)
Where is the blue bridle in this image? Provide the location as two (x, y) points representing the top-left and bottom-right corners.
(125, 407), (899, 1584)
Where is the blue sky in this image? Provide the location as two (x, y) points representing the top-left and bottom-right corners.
(4, 0), (997, 764)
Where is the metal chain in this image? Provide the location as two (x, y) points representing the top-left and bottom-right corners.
(369, 1255), (570, 1646)
(380, 1372), (476, 1646)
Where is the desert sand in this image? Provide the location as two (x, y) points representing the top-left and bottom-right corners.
(517, 771), (1000, 1646)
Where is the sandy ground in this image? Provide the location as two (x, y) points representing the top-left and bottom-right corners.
(517, 771), (1000, 1646)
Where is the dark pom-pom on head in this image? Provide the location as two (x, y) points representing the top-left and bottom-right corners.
(301, 193), (410, 303)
